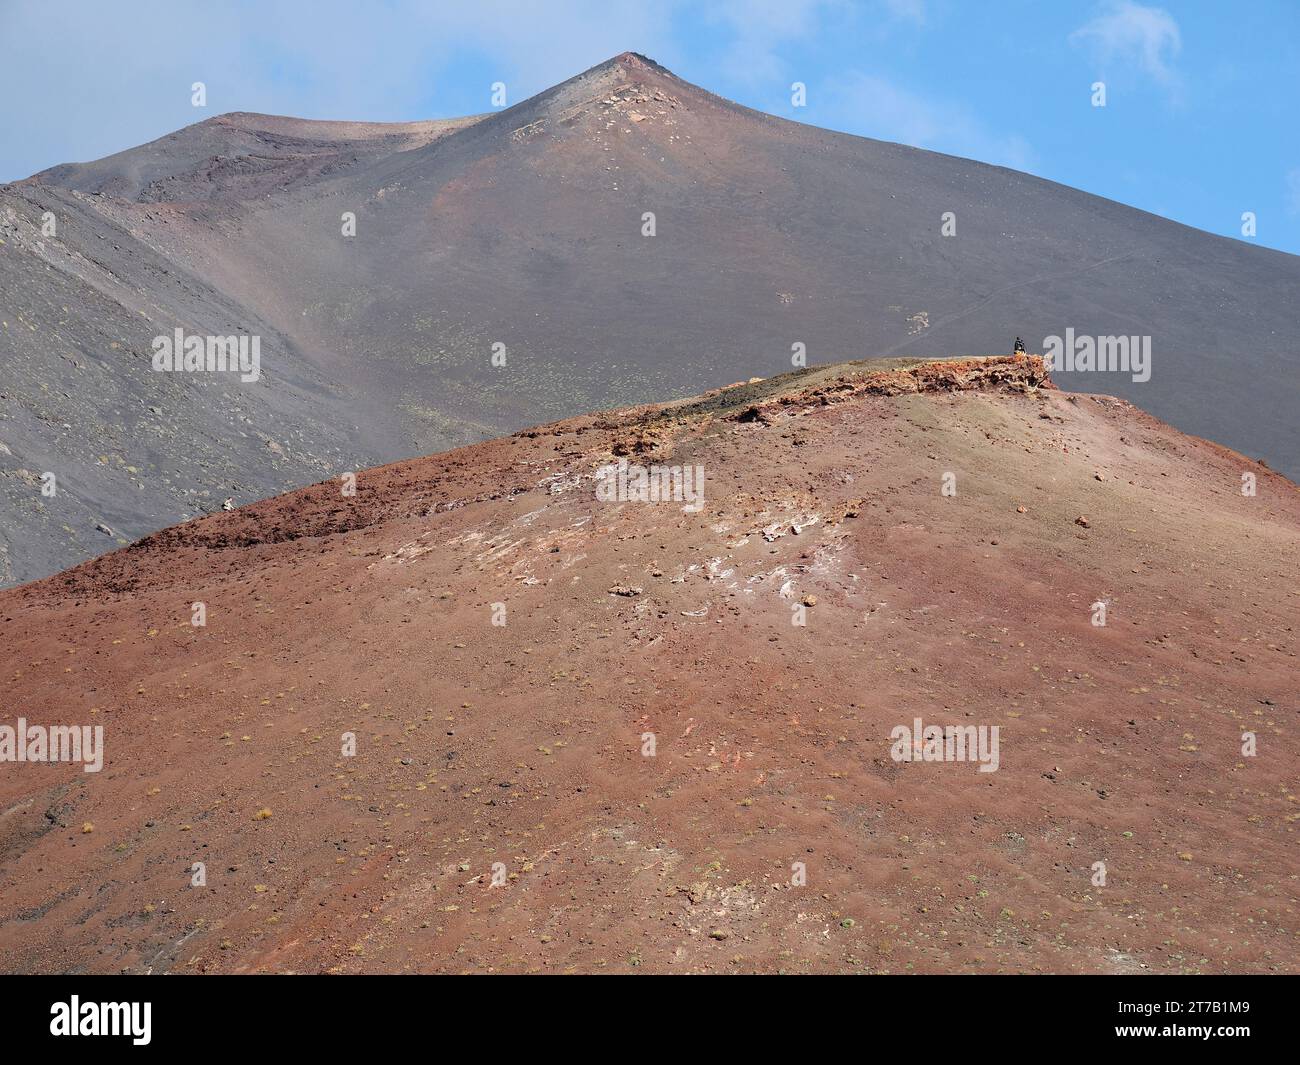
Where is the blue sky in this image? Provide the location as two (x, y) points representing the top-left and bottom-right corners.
(3, 0), (1298, 254)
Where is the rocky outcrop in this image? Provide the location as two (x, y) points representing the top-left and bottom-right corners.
(730, 354), (1052, 424)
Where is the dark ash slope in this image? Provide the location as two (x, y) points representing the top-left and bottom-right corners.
(2, 52), (1296, 586)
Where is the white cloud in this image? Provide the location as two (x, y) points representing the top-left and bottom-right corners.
(706, 0), (843, 86)
(1070, 1), (1182, 87)
(881, 0), (926, 25)
(824, 73), (1036, 172)
(706, 0), (924, 87)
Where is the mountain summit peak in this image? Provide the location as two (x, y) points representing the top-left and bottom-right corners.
(574, 50), (684, 88)
(604, 50), (668, 73)
(528, 49), (701, 125)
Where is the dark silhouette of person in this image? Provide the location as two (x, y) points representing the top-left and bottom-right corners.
(1013, 337), (1026, 354)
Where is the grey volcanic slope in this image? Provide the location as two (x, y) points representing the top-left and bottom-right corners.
(2, 51), (1297, 586)
(0, 114), (479, 586)
(30, 111), (482, 203)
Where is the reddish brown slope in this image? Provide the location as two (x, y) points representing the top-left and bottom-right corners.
(1, 355), (1296, 974)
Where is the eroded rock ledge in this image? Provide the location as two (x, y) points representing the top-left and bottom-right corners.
(735, 354), (1052, 423)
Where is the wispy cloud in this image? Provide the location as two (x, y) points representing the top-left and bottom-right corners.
(705, 0), (843, 86)
(881, 0), (926, 26)
(822, 73), (1036, 172)
(1070, 1), (1182, 89)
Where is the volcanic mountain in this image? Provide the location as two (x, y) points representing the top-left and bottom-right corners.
(0, 356), (1296, 974)
(2, 51), (1298, 588)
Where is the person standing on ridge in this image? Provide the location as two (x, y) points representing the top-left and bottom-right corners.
(1013, 337), (1026, 354)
